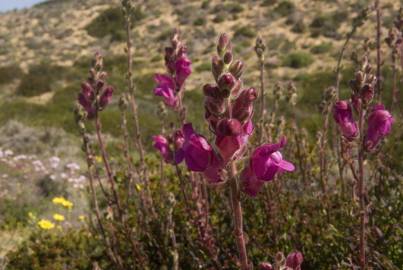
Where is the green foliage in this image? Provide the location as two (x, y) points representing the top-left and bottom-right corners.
(310, 42), (333, 54)
(16, 64), (67, 97)
(234, 26), (256, 39)
(309, 10), (347, 39)
(193, 17), (206, 26)
(86, 7), (145, 42)
(0, 65), (22, 85)
(273, 0), (295, 17)
(6, 229), (105, 270)
(282, 51), (314, 68)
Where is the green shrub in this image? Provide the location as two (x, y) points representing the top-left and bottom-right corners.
(193, 17), (206, 26)
(6, 229), (105, 270)
(16, 64), (67, 97)
(234, 26), (256, 39)
(225, 3), (244, 13)
(0, 65), (22, 85)
(310, 42), (333, 54)
(261, 0), (277, 6)
(86, 7), (145, 42)
(309, 11), (347, 39)
(282, 51), (314, 68)
(273, 0), (295, 17)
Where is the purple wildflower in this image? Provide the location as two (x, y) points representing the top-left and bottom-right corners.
(333, 100), (358, 140)
(286, 251), (304, 270)
(241, 138), (295, 196)
(365, 104), (394, 150)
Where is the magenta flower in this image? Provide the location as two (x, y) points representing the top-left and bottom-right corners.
(153, 74), (177, 108)
(175, 56), (192, 89)
(78, 82), (96, 118)
(241, 138), (295, 196)
(153, 130), (185, 164)
(215, 119), (253, 162)
(258, 262), (273, 270)
(153, 33), (192, 108)
(99, 86), (114, 109)
(152, 135), (172, 163)
(365, 104), (394, 150)
(286, 251), (303, 270)
(333, 100), (358, 140)
(181, 123), (223, 182)
(182, 123), (213, 172)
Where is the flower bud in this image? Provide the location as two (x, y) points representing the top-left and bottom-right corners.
(212, 56), (224, 81)
(205, 96), (226, 116)
(223, 51), (233, 65)
(216, 118), (242, 137)
(99, 86), (114, 109)
(218, 73), (236, 92)
(258, 262), (273, 270)
(286, 251), (304, 270)
(360, 84), (374, 104)
(229, 60), (244, 79)
(355, 71), (364, 83)
(232, 88), (257, 123)
(203, 84), (220, 98)
(217, 33), (230, 55)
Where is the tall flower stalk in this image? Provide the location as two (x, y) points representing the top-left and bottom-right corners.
(333, 56), (394, 269)
(152, 33), (294, 269)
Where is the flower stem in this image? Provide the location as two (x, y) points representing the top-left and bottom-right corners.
(229, 162), (249, 270)
(358, 107), (366, 269)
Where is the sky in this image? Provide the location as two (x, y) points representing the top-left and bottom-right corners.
(0, 0), (46, 12)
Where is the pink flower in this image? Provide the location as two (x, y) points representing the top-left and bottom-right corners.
(175, 56), (192, 89)
(333, 100), (358, 140)
(215, 119), (253, 162)
(182, 123), (213, 172)
(258, 262), (273, 270)
(286, 251), (303, 270)
(365, 104), (394, 150)
(152, 131), (185, 164)
(152, 135), (172, 163)
(182, 123), (223, 182)
(153, 74), (177, 108)
(241, 138), (295, 196)
(232, 88), (257, 124)
(99, 86), (114, 109)
(78, 82), (96, 118)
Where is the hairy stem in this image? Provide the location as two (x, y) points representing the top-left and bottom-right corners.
(375, 0), (382, 101)
(358, 108), (366, 269)
(229, 162), (249, 270)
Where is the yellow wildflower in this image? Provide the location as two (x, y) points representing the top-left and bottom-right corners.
(52, 196), (73, 209)
(135, 183), (142, 191)
(95, 155), (103, 163)
(53, 214), (65, 221)
(38, 219), (55, 230)
(79, 215), (86, 221)
(28, 212), (36, 220)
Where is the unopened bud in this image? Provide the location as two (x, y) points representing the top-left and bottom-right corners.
(361, 84), (374, 104)
(217, 33), (230, 55)
(223, 51), (233, 65)
(258, 262), (273, 270)
(229, 60), (244, 79)
(205, 96), (226, 116)
(203, 84), (220, 98)
(218, 73), (236, 91)
(212, 56), (224, 81)
(232, 88), (257, 123)
(216, 118), (242, 136)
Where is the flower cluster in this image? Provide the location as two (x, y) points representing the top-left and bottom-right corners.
(153, 32), (192, 109)
(78, 53), (114, 119)
(153, 33), (295, 194)
(333, 58), (394, 150)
